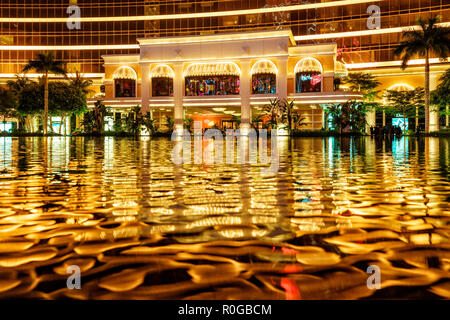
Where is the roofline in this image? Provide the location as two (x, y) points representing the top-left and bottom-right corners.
(137, 29), (296, 46)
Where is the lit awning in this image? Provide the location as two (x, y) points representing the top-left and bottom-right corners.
(184, 62), (240, 77)
(294, 57), (323, 74)
(150, 64), (174, 78)
(251, 60), (277, 75)
(113, 66), (137, 80)
(387, 83), (414, 91)
(334, 61), (348, 77)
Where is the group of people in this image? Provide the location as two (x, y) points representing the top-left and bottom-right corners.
(370, 125), (403, 136)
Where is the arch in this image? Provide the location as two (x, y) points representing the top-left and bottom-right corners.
(334, 61), (348, 78)
(251, 60), (277, 94)
(251, 59), (278, 75)
(294, 57), (322, 93)
(184, 62), (240, 77)
(113, 66), (137, 97)
(294, 57), (323, 74)
(150, 64), (174, 78)
(112, 66), (137, 80)
(387, 83), (414, 91)
(151, 64), (174, 97)
(383, 84), (415, 105)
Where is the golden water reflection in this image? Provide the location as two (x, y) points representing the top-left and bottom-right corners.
(0, 136), (449, 299)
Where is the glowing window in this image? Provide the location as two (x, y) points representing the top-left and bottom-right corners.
(113, 66), (137, 98)
(151, 64), (174, 97)
(185, 62), (240, 96)
(251, 60), (277, 94)
(295, 58), (322, 93)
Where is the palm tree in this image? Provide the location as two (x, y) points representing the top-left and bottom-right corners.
(0, 87), (17, 127)
(22, 52), (66, 134)
(393, 16), (450, 133)
(68, 71), (93, 96)
(264, 98), (281, 129)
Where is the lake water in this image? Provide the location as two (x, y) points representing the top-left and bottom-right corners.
(0, 136), (449, 299)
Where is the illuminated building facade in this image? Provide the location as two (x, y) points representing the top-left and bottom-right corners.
(102, 29), (362, 132)
(0, 0), (449, 131)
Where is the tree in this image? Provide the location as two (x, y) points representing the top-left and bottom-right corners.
(143, 113), (158, 135)
(48, 81), (88, 134)
(342, 72), (381, 109)
(0, 87), (17, 126)
(342, 72), (381, 99)
(165, 115), (174, 132)
(264, 98), (282, 129)
(341, 72), (381, 133)
(384, 88), (424, 131)
(183, 117), (193, 131)
(22, 52), (67, 134)
(393, 15), (450, 133)
(124, 105), (142, 135)
(325, 101), (367, 134)
(68, 71), (93, 96)
(279, 99), (306, 132)
(325, 104), (343, 133)
(431, 68), (450, 125)
(11, 79), (43, 132)
(292, 112), (307, 130)
(82, 100), (108, 134)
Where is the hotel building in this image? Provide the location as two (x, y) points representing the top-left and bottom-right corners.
(0, 0), (449, 132)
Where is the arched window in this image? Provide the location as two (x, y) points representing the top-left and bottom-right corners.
(113, 66), (137, 98)
(151, 64), (174, 97)
(251, 60), (277, 94)
(294, 57), (322, 93)
(184, 62), (240, 96)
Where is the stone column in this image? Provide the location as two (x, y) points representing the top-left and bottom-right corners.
(429, 74), (439, 132)
(276, 56), (288, 102)
(173, 62), (184, 134)
(240, 59), (251, 134)
(322, 109), (326, 130)
(140, 63), (151, 114)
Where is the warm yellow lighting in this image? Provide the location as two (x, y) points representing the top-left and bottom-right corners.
(387, 84), (414, 91)
(294, 22), (450, 41)
(150, 64), (175, 78)
(0, 44), (140, 51)
(346, 58), (444, 69)
(0, 73), (104, 78)
(294, 57), (323, 73)
(334, 61), (348, 77)
(183, 102), (242, 106)
(251, 60), (278, 75)
(0, 0), (380, 23)
(184, 97), (240, 101)
(383, 84), (415, 104)
(184, 61), (241, 77)
(112, 66), (138, 80)
(139, 30), (295, 46)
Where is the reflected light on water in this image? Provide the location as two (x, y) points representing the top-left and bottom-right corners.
(0, 136), (448, 299)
